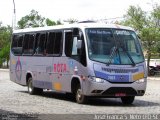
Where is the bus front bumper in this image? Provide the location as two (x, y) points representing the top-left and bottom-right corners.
(83, 78), (147, 97)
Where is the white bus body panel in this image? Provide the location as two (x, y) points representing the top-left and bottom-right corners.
(10, 23), (147, 97)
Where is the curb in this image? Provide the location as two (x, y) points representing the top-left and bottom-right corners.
(0, 69), (9, 72)
(147, 77), (160, 81)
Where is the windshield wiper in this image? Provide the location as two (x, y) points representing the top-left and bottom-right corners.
(106, 46), (117, 66)
(121, 45), (136, 66)
(106, 45), (136, 66)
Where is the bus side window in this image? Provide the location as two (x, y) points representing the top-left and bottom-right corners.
(29, 34), (35, 54)
(53, 32), (62, 55)
(11, 34), (23, 55)
(23, 34), (35, 55)
(46, 32), (55, 55)
(46, 31), (62, 56)
(35, 33), (46, 55)
(34, 33), (40, 54)
(65, 32), (73, 57)
(23, 34), (29, 54)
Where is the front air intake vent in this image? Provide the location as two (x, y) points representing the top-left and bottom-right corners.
(101, 68), (138, 73)
(102, 87), (137, 96)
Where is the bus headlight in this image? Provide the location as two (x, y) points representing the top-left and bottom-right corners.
(135, 78), (145, 83)
(95, 78), (104, 83)
(89, 76), (104, 83)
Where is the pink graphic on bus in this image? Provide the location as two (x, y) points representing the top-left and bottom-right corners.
(53, 63), (67, 73)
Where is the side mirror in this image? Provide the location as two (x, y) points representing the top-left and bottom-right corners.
(77, 40), (82, 49)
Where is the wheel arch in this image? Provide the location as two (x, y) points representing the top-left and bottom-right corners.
(26, 71), (33, 85)
(71, 76), (82, 94)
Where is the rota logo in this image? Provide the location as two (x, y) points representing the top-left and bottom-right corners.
(53, 63), (67, 73)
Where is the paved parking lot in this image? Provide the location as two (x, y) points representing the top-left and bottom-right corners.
(0, 70), (160, 119)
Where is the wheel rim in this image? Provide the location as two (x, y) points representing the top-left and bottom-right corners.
(150, 71), (155, 75)
(28, 80), (32, 93)
(77, 89), (82, 102)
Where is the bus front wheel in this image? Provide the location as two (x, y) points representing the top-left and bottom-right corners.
(27, 77), (43, 95)
(121, 96), (135, 105)
(75, 84), (87, 104)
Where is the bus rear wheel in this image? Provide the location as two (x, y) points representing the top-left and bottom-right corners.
(27, 77), (43, 95)
(121, 96), (135, 105)
(149, 69), (155, 76)
(75, 84), (87, 104)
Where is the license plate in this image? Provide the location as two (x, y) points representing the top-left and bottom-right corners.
(115, 93), (126, 97)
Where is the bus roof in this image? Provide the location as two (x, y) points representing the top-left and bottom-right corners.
(13, 23), (134, 34)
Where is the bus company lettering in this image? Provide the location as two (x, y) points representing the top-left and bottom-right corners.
(53, 63), (67, 73)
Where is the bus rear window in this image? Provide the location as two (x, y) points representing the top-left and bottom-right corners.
(11, 34), (23, 55)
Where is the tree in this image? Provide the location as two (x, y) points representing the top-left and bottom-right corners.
(18, 10), (45, 29)
(0, 24), (12, 68)
(45, 18), (63, 26)
(64, 18), (78, 24)
(123, 6), (147, 31)
(152, 4), (160, 27)
(140, 27), (160, 73)
(151, 4), (160, 57)
(45, 18), (56, 26)
(122, 5), (160, 75)
(56, 20), (63, 25)
(0, 44), (10, 68)
(17, 10), (62, 29)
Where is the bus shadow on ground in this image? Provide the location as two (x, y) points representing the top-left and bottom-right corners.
(87, 98), (160, 107)
(19, 90), (160, 107)
(0, 109), (15, 114)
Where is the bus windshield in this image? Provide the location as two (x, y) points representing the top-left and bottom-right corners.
(86, 28), (144, 65)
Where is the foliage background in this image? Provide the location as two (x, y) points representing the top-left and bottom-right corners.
(0, 4), (160, 72)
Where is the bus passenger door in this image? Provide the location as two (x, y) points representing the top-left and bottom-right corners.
(61, 29), (87, 92)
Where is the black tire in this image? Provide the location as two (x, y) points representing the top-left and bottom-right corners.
(66, 92), (74, 100)
(121, 96), (135, 105)
(66, 92), (73, 97)
(75, 84), (87, 104)
(149, 69), (155, 76)
(27, 77), (43, 95)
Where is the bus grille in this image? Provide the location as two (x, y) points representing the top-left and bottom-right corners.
(101, 68), (138, 73)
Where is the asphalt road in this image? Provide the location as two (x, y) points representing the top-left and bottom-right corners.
(0, 70), (160, 120)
